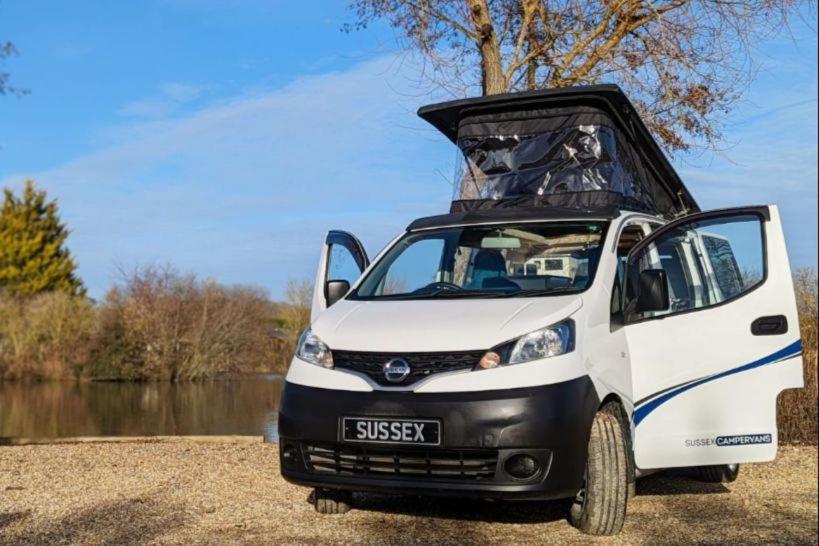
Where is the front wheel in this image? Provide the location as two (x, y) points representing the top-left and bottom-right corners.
(569, 402), (629, 536)
(312, 488), (352, 514)
(696, 463), (740, 483)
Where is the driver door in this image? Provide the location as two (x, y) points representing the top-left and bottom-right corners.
(624, 206), (804, 469)
(311, 230), (369, 321)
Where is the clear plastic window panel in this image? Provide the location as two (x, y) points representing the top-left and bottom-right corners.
(453, 125), (646, 203)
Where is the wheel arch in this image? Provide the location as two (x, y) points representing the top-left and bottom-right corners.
(598, 393), (637, 490)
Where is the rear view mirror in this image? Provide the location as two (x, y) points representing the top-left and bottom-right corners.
(637, 270), (670, 313)
(326, 279), (351, 307)
(481, 236), (521, 249)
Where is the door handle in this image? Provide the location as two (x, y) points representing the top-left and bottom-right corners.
(751, 315), (788, 336)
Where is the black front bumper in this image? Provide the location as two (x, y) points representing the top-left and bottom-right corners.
(278, 376), (598, 500)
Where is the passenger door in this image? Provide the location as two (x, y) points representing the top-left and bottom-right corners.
(311, 230), (369, 321)
(624, 206), (804, 469)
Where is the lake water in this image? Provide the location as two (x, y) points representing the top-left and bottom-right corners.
(0, 375), (284, 441)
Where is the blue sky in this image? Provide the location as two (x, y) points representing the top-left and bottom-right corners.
(0, 1), (816, 299)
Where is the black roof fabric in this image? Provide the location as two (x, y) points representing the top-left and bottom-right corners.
(418, 85), (699, 218)
(407, 206), (620, 231)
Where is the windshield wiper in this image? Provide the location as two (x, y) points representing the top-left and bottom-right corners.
(427, 290), (507, 298)
(498, 287), (582, 298)
(406, 289), (501, 299)
(359, 287), (580, 301)
(372, 289), (506, 300)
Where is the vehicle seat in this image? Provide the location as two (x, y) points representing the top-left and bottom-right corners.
(469, 249), (518, 290)
(483, 276), (520, 290)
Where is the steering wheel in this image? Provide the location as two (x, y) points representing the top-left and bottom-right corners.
(413, 281), (462, 293)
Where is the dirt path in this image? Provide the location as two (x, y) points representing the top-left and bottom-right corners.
(1, 441), (816, 544)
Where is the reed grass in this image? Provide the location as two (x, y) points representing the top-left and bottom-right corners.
(777, 268), (818, 445)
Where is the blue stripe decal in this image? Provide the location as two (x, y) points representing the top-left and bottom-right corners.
(633, 339), (803, 427)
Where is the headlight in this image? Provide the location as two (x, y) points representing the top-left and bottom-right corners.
(296, 329), (333, 368)
(477, 320), (575, 369)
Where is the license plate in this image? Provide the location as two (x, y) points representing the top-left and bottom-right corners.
(342, 417), (441, 446)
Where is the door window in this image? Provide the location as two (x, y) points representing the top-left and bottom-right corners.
(628, 213), (765, 319)
(611, 224), (648, 315)
(327, 244), (364, 286)
(313, 230), (369, 320)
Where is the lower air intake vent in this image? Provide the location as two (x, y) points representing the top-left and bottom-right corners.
(303, 443), (498, 481)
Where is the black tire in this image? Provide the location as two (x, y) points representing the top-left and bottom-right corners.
(569, 402), (629, 536)
(313, 488), (352, 514)
(696, 464), (740, 483)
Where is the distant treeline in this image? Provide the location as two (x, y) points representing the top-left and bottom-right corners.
(0, 182), (815, 445)
(1, 266), (815, 444)
(0, 181), (310, 382)
(0, 267), (311, 381)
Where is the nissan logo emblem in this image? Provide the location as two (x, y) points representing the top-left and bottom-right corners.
(383, 358), (411, 383)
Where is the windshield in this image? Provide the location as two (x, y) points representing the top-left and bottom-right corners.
(352, 222), (608, 300)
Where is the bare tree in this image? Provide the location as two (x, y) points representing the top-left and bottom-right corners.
(0, 41), (23, 96)
(91, 265), (282, 381)
(281, 278), (313, 334)
(346, 0), (806, 152)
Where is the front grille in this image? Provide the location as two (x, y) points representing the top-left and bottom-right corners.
(303, 443), (498, 481)
(332, 350), (484, 386)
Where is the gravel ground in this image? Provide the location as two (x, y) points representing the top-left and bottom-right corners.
(0, 440), (816, 545)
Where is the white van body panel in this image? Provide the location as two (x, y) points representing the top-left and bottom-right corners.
(310, 242), (330, 321)
(287, 355), (373, 392)
(312, 296), (582, 353)
(293, 206), (804, 472)
(287, 349), (593, 394)
(311, 232), (403, 322)
(579, 214), (660, 416)
(413, 351), (588, 392)
(626, 206), (804, 469)
(290, 295), (590, 393)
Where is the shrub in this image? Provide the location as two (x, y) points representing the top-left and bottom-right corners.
(0, 268), (307, 382)
(777, 268), (818, 445)
(268, 279), (313, 372)
(0, 290), (94, 380)
(86, 266), (285, 381)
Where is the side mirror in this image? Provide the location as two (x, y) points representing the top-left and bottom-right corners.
(636, 269), (670, 313)
(326, 279), (351, 307)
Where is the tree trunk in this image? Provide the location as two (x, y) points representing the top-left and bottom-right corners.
(523, 0), (539, 90)
(468, 0), (506, 95)
(526, 58), (536, 90)
(481, 44), (506, 95)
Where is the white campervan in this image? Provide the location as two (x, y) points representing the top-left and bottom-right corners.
(278, 86), (804, 535)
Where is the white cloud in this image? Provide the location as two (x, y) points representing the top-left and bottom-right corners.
(160, 82), (203, 102)
(677, 98), (818, 268)
(3, 54), (816, 298)
(118, 82), (206, 118)
(118, 98), (176, 118)
(2, 56), (452, 297)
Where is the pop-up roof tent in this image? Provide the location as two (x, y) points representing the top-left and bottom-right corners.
(418, 84), (699, 219)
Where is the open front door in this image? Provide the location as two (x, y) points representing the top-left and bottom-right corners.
(311, 230), (369, 322)
(624, 206), (804, 470)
